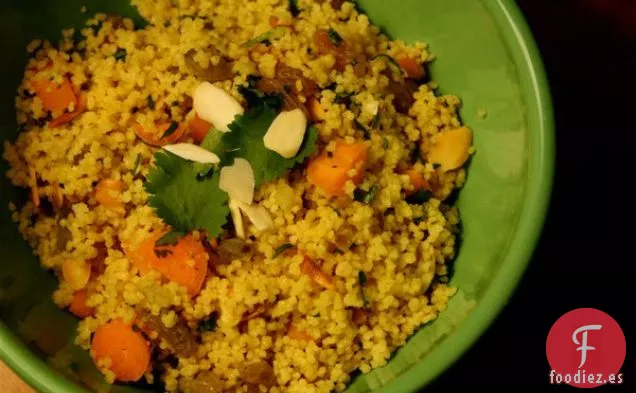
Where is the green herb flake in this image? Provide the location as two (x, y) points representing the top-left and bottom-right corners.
(406, 188), (433, 205)
(241, 26), (289, 48)
(327, 28), (344, 47)
(289, 0), (301, 17)
(354, 185), (378, 204)
(312, 312), (321, 318)
(382, 137), (390, 149)
(199, 315), (217, 332)
(132, 154), (142, 176)
(354, 120), (371, 140)
(432, 163), (442, 170)
(334, 92), (354, 105)
(371, 111), (381, 129)
(193, 162), (215, 179)
(273, 243), (295, 258)
(358, 270), (370, 308)
(146, 95), (155, 110)
(161, 121), (180, 139)
(155, 230), (186, 247)
(113, 48), (127, 62)
(371, 54), (404, 77)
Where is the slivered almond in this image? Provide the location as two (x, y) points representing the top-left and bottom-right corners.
(193, 82), (244, 132)
(263, 108), (307, 158)
(228, 199), (245, 239)
(235, 201), (274, 232)
(219, 158), (255, 205)
(163, 143), (220, 164)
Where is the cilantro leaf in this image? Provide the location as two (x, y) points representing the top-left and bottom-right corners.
(204, 103), (318, 187)
(155, 230), (185, 246)
(144, 151), (229, 237)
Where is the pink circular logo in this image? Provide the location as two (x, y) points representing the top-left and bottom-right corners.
(546, 308), (626, 388)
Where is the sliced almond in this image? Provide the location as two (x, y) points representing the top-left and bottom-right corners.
(235, 201), (274, 232)
(228, 199), (245, 239)
(263, 108), (307, 158)
(163, 143), (220, 164)
(193, 82), (244, 132)
(219, 158), (255, 205)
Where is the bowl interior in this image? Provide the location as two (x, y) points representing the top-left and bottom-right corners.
(0, 0), (553, 392)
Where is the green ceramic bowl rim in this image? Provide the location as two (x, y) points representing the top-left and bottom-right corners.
(0, 0), (555, 392)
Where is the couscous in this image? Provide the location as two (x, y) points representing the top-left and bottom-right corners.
(2, 0), (474, 392)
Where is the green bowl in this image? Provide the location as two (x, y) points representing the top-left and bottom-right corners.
(0, 0), (554, 392)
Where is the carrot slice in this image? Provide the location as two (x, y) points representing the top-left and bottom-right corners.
(405, 168), (431, 196)
(69, 289), (95, 319)
(396, 55), (426, 80)
(90, 319), (150, 382)
(301, 257), (335, 290)
(288, 324), (315, 342)
(125, 231), (209, 296)
(188, 113), (213, 144)
(95, 179), (125, 212)
(307, 140), (368, 196)
(30, 75), (78, 113)
(134, 121), (186, 147)
(49, 91), (87, 128)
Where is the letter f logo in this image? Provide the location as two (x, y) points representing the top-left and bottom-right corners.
(572, 324), (602, 368)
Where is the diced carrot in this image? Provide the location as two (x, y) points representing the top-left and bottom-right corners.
(307, 140), (368, 196)
(134, 121), (186, 147)
(308, 97), (325, 123)
(125, 231), (209, 296)
(396, 55), (426, 80)
(49, 91), (87, 128)
(405, 168), (431, 196)
(69, 289), (95, 319)
(188, 113), (213, 144)
(30, 74), (78, 113)
(300, 257), (335, 290)
(269, 15), (279, 27)
(94, 179), (125, 212)
(288, 324), (315, 342)
(90, 319), (150, 382)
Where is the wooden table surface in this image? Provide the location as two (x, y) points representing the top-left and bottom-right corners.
(0, 360), (35, 393)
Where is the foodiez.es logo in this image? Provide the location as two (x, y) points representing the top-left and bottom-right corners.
(546, 308), (626, 388)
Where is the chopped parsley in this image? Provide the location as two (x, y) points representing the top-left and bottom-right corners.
(289, 0), (301, 17)
(199, 314), (217, 332)
(358, 270), (370, 309)
(241, 26), (289, 48)
(273, 243), (295, 258)
(113, 48), (127, 62)
(354, 120), (371, 140)
(334, 92), (354, 105)
(382, 137), (390, 149)
(161, 121), (180, 139)
(353, 185), (378, 204)
(406, 188), (433, 205)
(371, 111), (381, 129)
(132, 154), (142, 176)
(146, 95), (155, 110)
(432, 163), (442, 170)
(327, 28), (344, 47)
(371, 54), (403, 77)
(144, 151), (230, 237)
(155, 230), (186, 247)
(238, 76), (284, 111)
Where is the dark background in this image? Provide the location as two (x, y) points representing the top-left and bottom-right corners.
(428, 0), (634, 389)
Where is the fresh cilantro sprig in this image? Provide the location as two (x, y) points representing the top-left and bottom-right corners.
(144, 151), (229, 237)
(203, 102), (318, 187)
